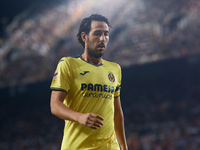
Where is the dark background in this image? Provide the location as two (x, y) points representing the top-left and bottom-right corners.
(0, 0), (33, 37)
(0, 0), (62, 37)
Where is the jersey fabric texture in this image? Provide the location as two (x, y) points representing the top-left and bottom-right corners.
(50, 56), (121, 150)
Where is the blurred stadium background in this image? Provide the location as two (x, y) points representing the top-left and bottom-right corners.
(0, 0), (200, 149)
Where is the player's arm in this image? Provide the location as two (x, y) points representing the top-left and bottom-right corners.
(50, 90), (104, 129)
(114, 96), (128, 150)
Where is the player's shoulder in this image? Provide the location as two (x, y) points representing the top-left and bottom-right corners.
(103, 59), (121, 68)
(59, 56), (81, 63)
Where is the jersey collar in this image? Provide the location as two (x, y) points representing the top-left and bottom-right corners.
(80, 55), (103, 67)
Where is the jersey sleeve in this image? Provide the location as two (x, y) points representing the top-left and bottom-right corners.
(114, 64), (121, 98)
(50, 57), (72, 93)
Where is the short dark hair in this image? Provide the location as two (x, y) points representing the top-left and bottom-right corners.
(77, 14), (112, 48)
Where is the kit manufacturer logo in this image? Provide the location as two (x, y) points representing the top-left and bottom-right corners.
(80, 71), (90, 75)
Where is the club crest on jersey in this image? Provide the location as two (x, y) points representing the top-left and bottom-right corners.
(53, 71), (60, 80)
(108, 72), (115, 82)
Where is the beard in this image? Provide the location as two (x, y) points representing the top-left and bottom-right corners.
(87, 47), (104, 58)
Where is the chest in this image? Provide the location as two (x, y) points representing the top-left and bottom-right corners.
(72, 65), (119, 91)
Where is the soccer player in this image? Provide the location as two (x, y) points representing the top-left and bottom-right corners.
(50, 14), (128, 150)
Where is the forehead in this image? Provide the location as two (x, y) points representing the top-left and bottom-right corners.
(90, 21), (109, 32)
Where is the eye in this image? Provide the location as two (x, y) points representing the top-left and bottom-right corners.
(104, 32), (109, 36)
(94, 31), (101, 36)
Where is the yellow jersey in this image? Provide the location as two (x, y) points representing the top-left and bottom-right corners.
(50, 56), (121, 150)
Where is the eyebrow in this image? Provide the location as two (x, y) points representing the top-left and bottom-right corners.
(94, 30), (109, 33)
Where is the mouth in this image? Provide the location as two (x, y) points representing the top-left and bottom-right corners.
(97, 43), (105, 49)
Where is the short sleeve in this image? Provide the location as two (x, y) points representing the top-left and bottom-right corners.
(50, 57), (72, 94)
(114, 64), (121, 98)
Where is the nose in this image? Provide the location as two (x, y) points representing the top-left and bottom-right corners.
(99, 34), (105, 42)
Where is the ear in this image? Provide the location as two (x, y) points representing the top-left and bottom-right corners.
(81, 32), (87, 43)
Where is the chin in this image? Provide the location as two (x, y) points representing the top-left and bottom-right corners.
(88, 48), (104, 58)
(94, 51), (104, 58)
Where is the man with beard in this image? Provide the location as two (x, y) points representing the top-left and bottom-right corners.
(50, 14), (128, 150)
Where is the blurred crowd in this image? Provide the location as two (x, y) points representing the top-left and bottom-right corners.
(0, 0), (200, 88)
(0, 85), (63, 150)
(122, 58), (200, 149)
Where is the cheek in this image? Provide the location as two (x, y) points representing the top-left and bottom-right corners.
(106, 37), (109, 44)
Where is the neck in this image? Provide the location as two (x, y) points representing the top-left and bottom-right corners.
(81, 53), (102, 65)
